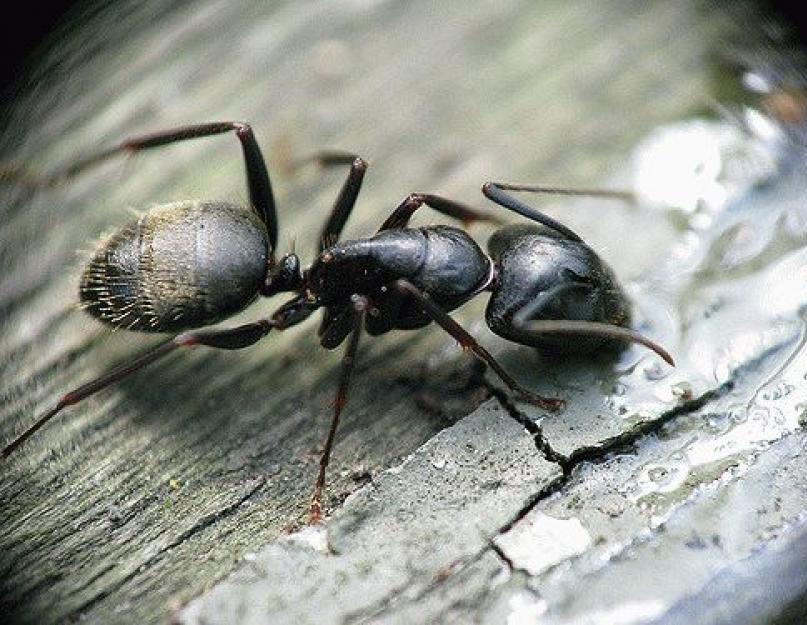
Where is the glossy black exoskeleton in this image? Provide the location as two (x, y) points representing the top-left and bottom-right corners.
(1, 122), (672, 523)
(485, 222), (630, 352)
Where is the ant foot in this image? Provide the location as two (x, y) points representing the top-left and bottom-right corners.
(308, 498), (323, 526)
(521, 393), (565, 412)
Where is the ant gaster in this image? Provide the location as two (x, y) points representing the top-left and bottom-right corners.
(1, 122), (673, 523)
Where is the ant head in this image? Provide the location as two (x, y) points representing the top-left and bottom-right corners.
(261, 253), (303, 296)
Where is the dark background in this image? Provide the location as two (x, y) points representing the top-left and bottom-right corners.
(0, 0), (807, 104)
(2, 0), (804, 103)
(0, 0), (107, 102)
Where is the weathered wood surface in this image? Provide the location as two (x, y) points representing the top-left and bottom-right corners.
(4, 1), (803, 624)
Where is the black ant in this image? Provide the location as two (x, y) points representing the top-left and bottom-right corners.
(1, 121), (673, 523)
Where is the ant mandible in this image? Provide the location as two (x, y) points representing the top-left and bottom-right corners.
(1, 122), (673, 523)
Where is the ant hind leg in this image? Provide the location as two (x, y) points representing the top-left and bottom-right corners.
(1, 319), (276, 459)
(1, 122), (278, 255)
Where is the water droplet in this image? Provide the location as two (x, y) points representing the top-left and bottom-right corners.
(797, 404), (807, 427)
(704, 412), (731, 434)
(749, 406), (770, 422)
(728, 404), (748, 424)
(761, 382), (795, 401)
(671, 381), (694, 400)
(643, 361), (667, 381)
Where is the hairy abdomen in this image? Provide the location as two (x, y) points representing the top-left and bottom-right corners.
(80, 200), (268, 333)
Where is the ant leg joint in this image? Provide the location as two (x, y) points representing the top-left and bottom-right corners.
(175, 333), (198, 347)
(350, 294), (369, 311)
(233, 122), (253, 137)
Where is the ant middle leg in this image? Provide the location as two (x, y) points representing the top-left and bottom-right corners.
(392, 279), (564, 411)
(310, 294), (368, 524)
(379, 193), (503, 231)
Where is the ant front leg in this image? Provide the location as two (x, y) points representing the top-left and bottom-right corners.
(1, 319), (282, 459)
(393, 279), (564, 411)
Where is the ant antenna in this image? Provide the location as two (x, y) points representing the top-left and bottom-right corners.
(490, 182), (636, 203)
(515, 318), (674, 366)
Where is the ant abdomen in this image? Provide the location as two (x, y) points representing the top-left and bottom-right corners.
(80, 200), (269, 333)
(486, 223), (631, 354)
